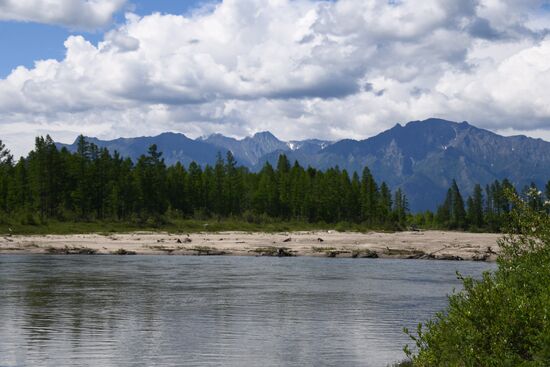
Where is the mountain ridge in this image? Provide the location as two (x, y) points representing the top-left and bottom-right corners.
(56, 119), (550, 211)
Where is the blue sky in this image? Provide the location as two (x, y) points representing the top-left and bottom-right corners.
(1, 0), (550, 158)
(0, 1), (215, 77)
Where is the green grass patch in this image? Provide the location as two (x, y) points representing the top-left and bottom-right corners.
(0, 218), (385, 235)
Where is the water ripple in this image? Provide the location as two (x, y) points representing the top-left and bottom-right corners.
(0, 255), (494, 367)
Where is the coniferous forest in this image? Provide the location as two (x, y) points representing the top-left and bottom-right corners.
(0, 136), (549, 234)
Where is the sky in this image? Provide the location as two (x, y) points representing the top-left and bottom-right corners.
(1, 0), (550, 158)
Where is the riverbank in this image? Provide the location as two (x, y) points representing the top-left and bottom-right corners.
(0, 230), (500, 261)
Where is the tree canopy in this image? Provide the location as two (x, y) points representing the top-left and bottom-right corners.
(0, 136), (410, 228)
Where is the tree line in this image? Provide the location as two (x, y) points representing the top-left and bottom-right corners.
(0, 136), (548, 231)
(404, 187), (550, 366)
(0, 136), (409, 228)
(413, 178), (550, 232)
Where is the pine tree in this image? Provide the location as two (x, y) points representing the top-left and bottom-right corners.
(466, 184), (484, 229)
(349, 172), (361, 222)
(393, 188), (409, 226)
(379, 182), (393, 224)
(134, 144), (168, 219)
(7, 158), (30, 214)
(360, 167), (379, 224)
(0, 140), (13, 214)
(166, 162), (187, 214)
(0, 140), (12, 165)
(224, 150), (244, 216)
(254, 162), (278, 217)
(27, 136), (64, 220)
(449, 180), (466, 229)
(436, 189), (452, 227)
(213, 153), (225, 215)
(186, 162), (203, 215)
(276, 154), (291, 219)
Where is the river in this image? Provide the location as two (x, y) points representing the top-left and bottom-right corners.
(0, 255), (494, 367)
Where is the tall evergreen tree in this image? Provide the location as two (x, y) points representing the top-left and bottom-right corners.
(360, 167), (379, 224)
(134, 144), (168, 218)
(393, 188), (409, 226)
(0, 140), (13, 214)
(276, 154), (291, 219)
(466, 184), (484, 229)
(254, 162), (278, 217)
(212, 153), (225, 215)
(450, 180), (466, 229)
(379, 182), (393, 224)
(224, 151), (244, 216)
(0, 140), (12, 165)
(27, 136), (64, 220)
(166, 162), (187, 214)
(436, 189), (452, 227)
(186, 162), (203, 214)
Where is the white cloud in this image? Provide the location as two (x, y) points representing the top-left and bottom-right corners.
(0, 0), (126, 29)
(1, 0), (550, 158)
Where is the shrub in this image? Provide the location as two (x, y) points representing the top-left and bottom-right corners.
(404, 192), (550, 366)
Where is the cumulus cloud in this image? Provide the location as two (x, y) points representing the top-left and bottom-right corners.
(1, 0), (550, 158)
(0, 0), (126, 29)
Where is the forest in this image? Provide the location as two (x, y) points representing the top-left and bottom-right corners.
(0, 136), (548, 234)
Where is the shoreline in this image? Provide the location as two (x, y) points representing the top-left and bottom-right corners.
(0, 230), (500, 261)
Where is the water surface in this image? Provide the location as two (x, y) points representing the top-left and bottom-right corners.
(0, 256), (494, 367)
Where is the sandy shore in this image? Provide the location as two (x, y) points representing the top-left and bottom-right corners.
(0, 230), (501, 261)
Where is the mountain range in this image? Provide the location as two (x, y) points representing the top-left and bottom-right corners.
(56, 118), (550, 211)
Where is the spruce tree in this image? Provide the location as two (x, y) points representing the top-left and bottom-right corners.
(360, 167), (379, 224)
(466, 184), (484, 229)
(393, 188), (409, 226)
(379, 182), (393, 224)
(276, 154), (291, 219)
(0, 141), (13, 214)
(450, 180), (466, 229)
(436, 189), (452, 227)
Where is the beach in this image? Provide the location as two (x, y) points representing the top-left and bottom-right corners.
(0, 230), (500, 261)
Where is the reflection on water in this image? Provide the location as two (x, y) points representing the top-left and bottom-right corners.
(0, 255), (494, 367)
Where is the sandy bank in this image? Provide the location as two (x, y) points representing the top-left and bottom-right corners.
(0, 230), (500, 261)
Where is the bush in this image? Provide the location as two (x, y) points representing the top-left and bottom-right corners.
(404, 192), (550, 366)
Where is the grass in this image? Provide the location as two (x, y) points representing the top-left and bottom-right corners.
(0, 218), (387, 235)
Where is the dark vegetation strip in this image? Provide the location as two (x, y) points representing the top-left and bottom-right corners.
(0, 137), (548, 235)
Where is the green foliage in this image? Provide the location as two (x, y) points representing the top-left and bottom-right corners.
(427, 178), (538, 233)
(435, 179), (466, 229)
(466, 183), (484, 229)
(0, 137), (414, 232)
(1, 136), (548, 236)
(405, 191), (550, 366)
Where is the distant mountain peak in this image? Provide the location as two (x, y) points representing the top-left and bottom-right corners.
(251, 131), (280, 140)
(157, 131), (186, 137)
(56, 118), (550, 212)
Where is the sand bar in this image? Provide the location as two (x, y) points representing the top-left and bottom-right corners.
(0, 230), (501, 261)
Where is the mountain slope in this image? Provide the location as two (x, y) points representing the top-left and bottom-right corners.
(55, 118), (550, 212)
(199, 131), (290, 166)
(318, 118), (550, 210)
(57, 132), (228, 167)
